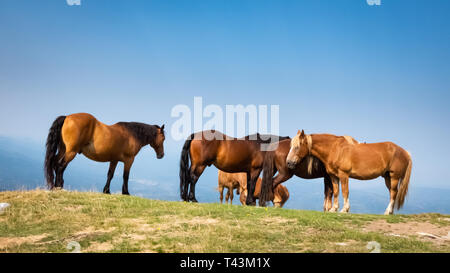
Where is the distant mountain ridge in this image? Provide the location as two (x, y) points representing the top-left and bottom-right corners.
(0, 136), (449, 214)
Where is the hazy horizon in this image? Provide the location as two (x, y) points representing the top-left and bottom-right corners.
(1, 0), (450, 211)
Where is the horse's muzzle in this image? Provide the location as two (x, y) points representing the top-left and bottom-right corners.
(157, 153), (164, 159)
(286, 160), (297, 170)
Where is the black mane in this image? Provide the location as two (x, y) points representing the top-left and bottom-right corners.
(117, 122), (162, 146)
(241, 133), (290, 144)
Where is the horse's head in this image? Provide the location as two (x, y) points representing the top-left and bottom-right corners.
(286, 129), (310, 169)
(151, 124), (165, 159)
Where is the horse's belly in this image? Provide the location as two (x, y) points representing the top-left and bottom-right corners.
(81, 143), (111, 162)
(214, 162), (249, 173)
(348, 150), (386, 180)
(214, 150), (253, 172)
(349, 168), (382, 180)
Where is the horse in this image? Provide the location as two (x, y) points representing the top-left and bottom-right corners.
(179, 130), (290, 205)
(218, 170), (243, 205)
(259, 139), (333, 210)
(240, 177), (290, 208)
(44, 113), (165, 195)
(286, 130), (412, 215)
(218, 170), (290, 207)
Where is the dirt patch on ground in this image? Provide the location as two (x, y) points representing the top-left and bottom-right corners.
(159, 216), (220, 227)
(261, 216), (297, 225)
(84, 242), (114, 253)
(364, 220), (450, 245)
(186, 217), (220, 225)
(72, 226), (116, 240)
(0, 234), (48, 249)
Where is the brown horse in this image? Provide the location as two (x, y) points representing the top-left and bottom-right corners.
(218, 170), (243, 205)
(286, 130), (412, 214)
(44, 113), (165, 195)
(240, 177), (290, 208)
(179, 130), (290, 205)
(218, 170), (289, 207)
(259, 139), (333, 210)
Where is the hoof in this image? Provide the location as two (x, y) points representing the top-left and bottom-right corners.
(122, 192), (130, 196)
(103, 190), (111, 194)
(329, 208), (338, 213)
(339, 209), (349, 214)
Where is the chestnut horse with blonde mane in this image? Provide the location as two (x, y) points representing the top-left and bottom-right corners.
(259, 139), (333, 210)
(44, 113), (165, 195)
(179, 130), (290, 205)
(286, 130), (412, 215)
(218, 170), (289, 207)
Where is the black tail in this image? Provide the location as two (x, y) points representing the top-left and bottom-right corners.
(44, 116), (66, 189)
(179, 134), (194, 201)
(259, 150), (275, 206)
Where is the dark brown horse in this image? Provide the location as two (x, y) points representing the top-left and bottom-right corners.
(286, 130), (412, 214)
(260, 139), (333, 209)
(179, 130), (290, 205)
(44, 113), (165, 195)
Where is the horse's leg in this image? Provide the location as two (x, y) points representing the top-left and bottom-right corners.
(339, 175), (350, 213)
(103, 161), (118, 194)
(384, 175), (398, 215)
(219, 185), (224, 204)
(225, 188), (230, 204)
(55, 150), (76, 189)
(273, 188), (281, 208)
(189, 164), (206, 202)
(323, 175), (333, 212)
(245, 168), (261, 206)
(229, 187), (234, 205)
(272, 172), (293, 189)
(122, 157), (134, 195)
(240, 189), (247, 205)
(329, 176), (340, 212)
(265, 172), (293, 206)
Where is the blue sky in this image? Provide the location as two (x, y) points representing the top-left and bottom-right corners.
(0, 0), (450, 193)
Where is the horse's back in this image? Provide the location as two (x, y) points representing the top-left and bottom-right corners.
(64, 113), (98, 131)
(352, 142), (401, 160)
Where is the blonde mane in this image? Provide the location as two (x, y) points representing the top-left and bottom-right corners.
(291, 133), (312, 152)
(343, 135), (358, 145)
(306, 134), (312, 151)
(292, 133), (314, 175)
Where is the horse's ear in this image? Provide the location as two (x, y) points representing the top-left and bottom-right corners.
(161, 124), (165, 131)
(300, 130), (305, 137)
(297, 129), (301, 135)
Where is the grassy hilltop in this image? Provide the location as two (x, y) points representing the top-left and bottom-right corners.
(0, 190), (449, 253)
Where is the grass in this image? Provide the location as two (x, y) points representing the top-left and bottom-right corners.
(0, 190), (449, 253)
